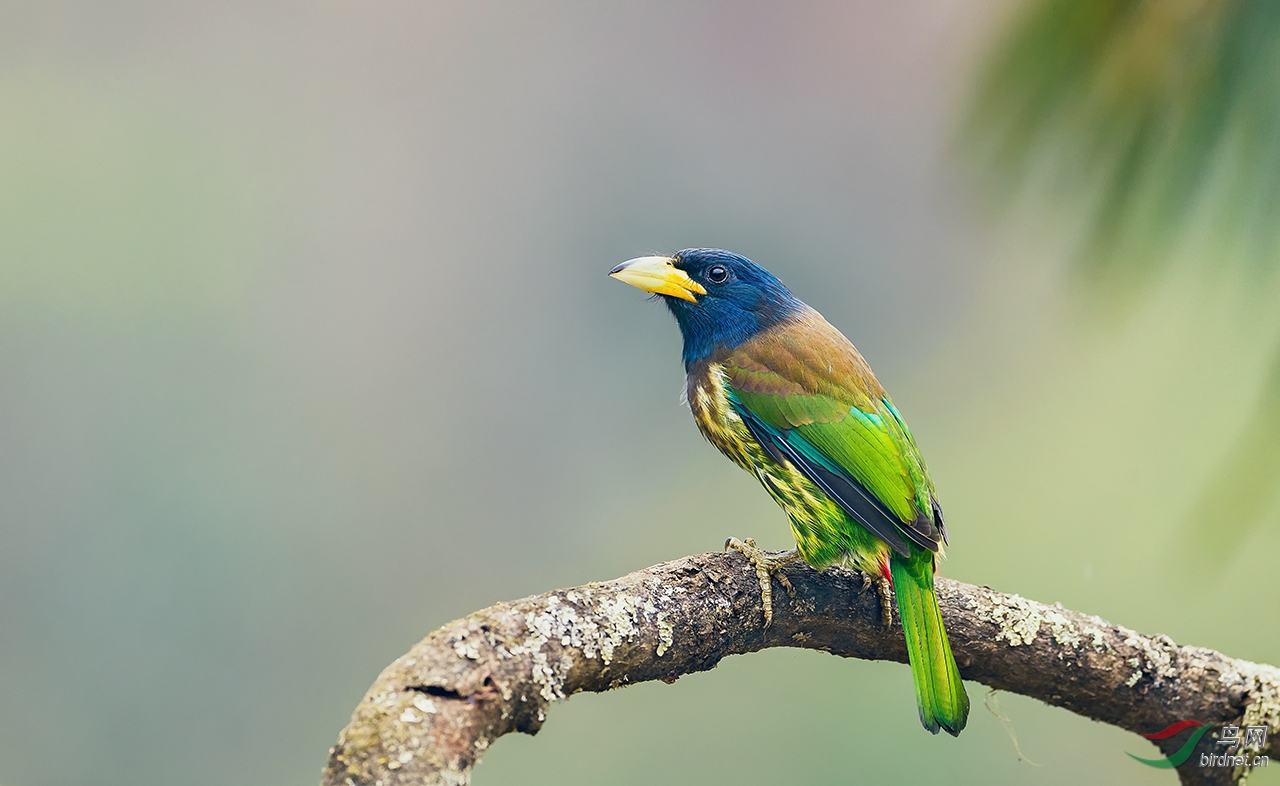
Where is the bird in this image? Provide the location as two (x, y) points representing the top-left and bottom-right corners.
(608, 248), (969, 736)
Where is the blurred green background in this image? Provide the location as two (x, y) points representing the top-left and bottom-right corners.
(1, 2), (1277, 785)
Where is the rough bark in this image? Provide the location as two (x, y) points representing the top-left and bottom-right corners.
(321, 551), (1279, 786)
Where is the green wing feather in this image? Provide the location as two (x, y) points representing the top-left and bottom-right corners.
(724, 319), (944, 551)
(733, 387), (932, 525)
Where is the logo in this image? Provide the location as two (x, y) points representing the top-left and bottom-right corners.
(1128, 720), (1270, 770)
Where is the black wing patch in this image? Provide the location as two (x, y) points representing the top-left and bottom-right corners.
(932, 497), (948, 547)
(733, 403), (938, 556)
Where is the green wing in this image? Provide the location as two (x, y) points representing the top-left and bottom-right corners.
(723, 323), (945, 553)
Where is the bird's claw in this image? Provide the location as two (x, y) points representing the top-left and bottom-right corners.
(724, 537), (800, 626)
(875, 576), (894, 628)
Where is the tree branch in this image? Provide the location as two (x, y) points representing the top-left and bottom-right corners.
(321, 551), (1279, 786)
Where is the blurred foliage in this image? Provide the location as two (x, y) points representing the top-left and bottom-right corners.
(964, 0), (1280, 564)
(966, 0), (1280, 285)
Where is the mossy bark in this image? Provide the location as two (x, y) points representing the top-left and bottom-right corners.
(322, 551), (1279, 786)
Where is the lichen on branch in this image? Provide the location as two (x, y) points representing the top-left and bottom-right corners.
(321, 552), (1279, 786)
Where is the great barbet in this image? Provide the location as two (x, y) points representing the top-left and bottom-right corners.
(609, 248), (969, 736)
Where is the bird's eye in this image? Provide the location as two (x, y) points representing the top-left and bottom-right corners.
(707, 264), (729, 283)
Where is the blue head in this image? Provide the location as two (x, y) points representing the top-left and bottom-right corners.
(609, 248), (806, 366)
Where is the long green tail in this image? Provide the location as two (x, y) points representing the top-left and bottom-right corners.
(890, 549), (969, 736)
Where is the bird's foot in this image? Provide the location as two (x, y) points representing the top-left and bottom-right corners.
(875, 576), (893, 628)
(724, 537), (801, 626)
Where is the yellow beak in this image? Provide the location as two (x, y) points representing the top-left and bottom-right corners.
(608, 256), (706, 303)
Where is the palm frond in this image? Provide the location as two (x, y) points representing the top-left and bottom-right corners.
(964, 0), (1280, 284)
